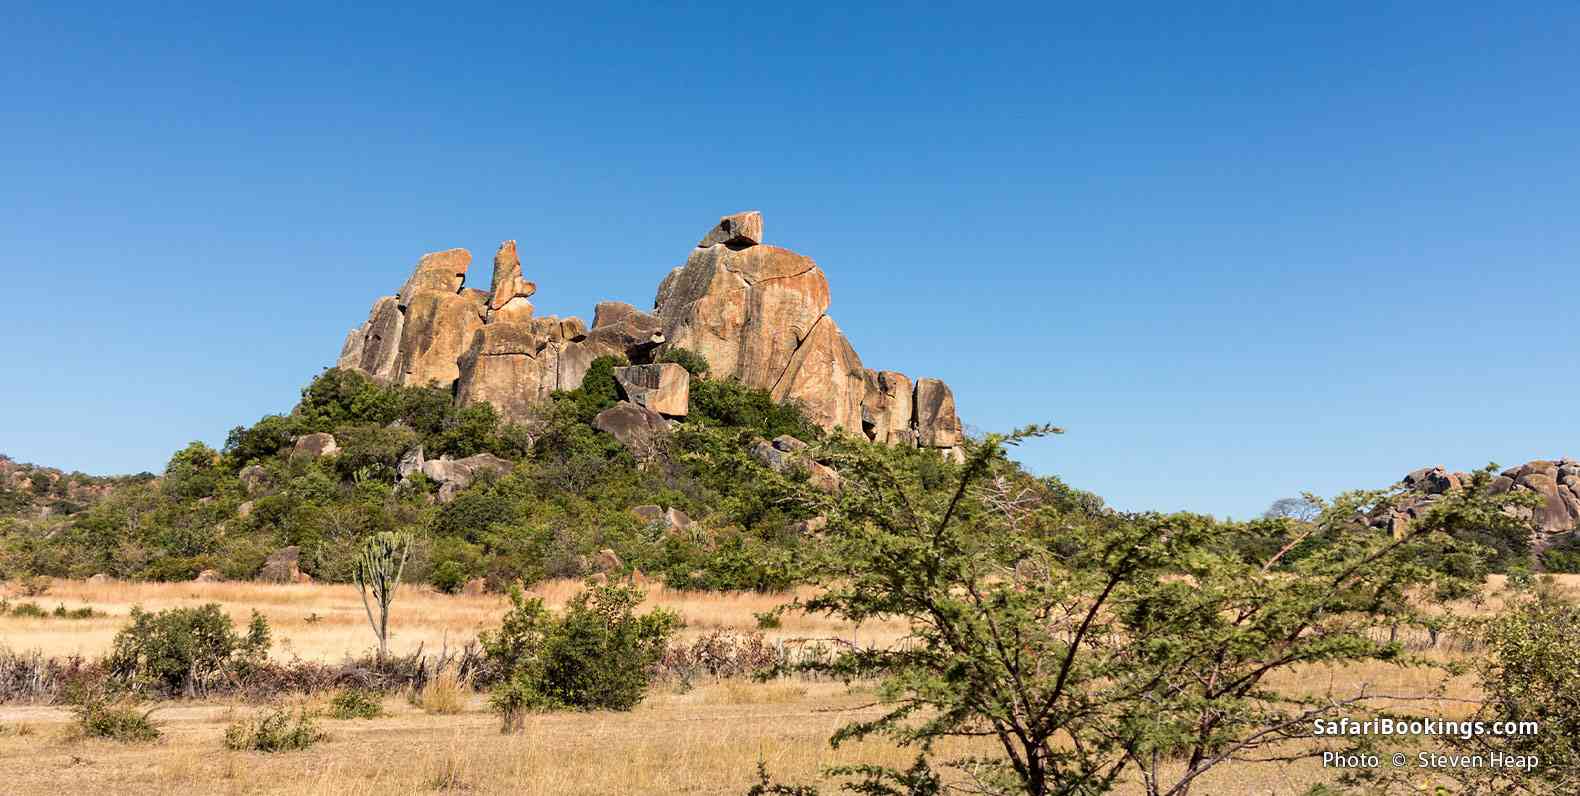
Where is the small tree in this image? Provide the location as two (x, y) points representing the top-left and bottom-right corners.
(786, 426), (1533, 796)
(1432, 578), (1580, 794)
(107, 604), (270, 697)
(353, 531), (412, 659)
(481, 583), (680, 731)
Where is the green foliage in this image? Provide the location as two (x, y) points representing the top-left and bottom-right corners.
(785, 425), (1532, 796)
(223, 707), (326, 752)
(1430, 579), (1580, 794)
(686, 377), (821, 441)
(6, 601), (46, 618)
(657, 346), (710, 378)
(107, 604), (270, 697)
(328, 688), (384, 720)
(71, 687), (161, 743)
(224, 414), (300, 468)
(353, 531), (412, 658)
(429, 560), (467, 594)
(482, 584), (680, 729)
(1539, 533), (1580, 573)
(163, 442), (223, 499)
(550, 354), (629, 425)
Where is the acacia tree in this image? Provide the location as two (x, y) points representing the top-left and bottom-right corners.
(786, 426), (1534, 796)
(353, 530), (413, 659)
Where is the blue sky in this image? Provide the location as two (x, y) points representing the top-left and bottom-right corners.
(3, 3), (1577, 518)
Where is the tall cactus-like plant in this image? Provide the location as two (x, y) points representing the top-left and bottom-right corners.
(353, 531), (413, 659)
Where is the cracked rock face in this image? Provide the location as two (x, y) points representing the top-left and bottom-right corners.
(331, 212), (964, 453)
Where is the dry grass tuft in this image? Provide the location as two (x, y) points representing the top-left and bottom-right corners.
(413, 664), (470, 715)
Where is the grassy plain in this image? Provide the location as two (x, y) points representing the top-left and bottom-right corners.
(0, 576), (1561, 795)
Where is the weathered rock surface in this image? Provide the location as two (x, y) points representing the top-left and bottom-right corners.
(593, 401), (669, 460)
(630, 504), (695, 535)
(614, 363), (690, 416)
(456, 323), (556, 423)
(771, 315), (865, 434)
(239, 464), (270, 495)
(260, 546), (302, 583)
(914, 379), (964, 449)
(488, 240), (537, 311)
(750, 435), (841, 493)
(291, 433), (339, 459)
(331, 211), (964, 447)
(398, 290), (484, 388)
(419, 453), (513, 502)
(399, 248), (470, 306)
(861, 370), (913, 444)
(1373, 460), (1580, 548)
(697, 210), (763, 248)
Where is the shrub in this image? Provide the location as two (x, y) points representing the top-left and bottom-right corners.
(1432, 580), (1580, 794)
(223, 707), (325, 752)
(52, 603), (97, 619)
(430, 560), (466, 594)
(482, 584), (680, 730)
(657, 346), (710, 378)
(328, 688), (384, 720)
(7, 601), (45, 618)
(70, 685), (160, 743)
(107, 604), (270, 697)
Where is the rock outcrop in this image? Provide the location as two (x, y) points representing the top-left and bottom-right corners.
(614, 363), (689, 416)
(593, 401), (669, 460)
(291, 433), (339, 459)
(332, 213), (964, 455)
(1372, 459), (1580, 548)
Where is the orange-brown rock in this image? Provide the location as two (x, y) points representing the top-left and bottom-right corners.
(914, 378), (964, 449)
(356, 296), (405, 380)
(456, 322), (556, 423)
(488, 240), (537, 310)
(398, 248), (470, 306)
(657, 243), (830, 392)
(614, 363), (690, 416)
(697, 210), (763, 248)
(771, 315), (865, 434)
(861, 369), (913, 444)
(397, 291), (484, 388)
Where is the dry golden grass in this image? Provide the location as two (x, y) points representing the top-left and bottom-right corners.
(1, 575), (1570, 794)
(2, 577), (898, 662)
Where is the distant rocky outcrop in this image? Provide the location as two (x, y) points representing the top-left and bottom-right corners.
(334, 211), (964, 456)
(1372, 459), (1580, 548)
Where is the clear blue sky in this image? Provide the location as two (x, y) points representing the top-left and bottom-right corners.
(3, 3), (1577, 518)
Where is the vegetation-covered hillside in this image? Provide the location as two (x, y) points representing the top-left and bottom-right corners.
(0, 353), (1085, 592)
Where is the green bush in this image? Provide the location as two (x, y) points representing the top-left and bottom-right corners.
(107, 604), (270, 697)
(657, 346), (710, 378)
(224, 707), (326, 752)
(429, 560), (467, 594)
(482, 584), (680, 730)
(328, 689), (384, 720)
(70, 686), (161, 743)
(7, 601), (45, 618)
(1540, 534), (1580, 573)
(1433, 581), (1580, 794)
(685, 377), (820, 442)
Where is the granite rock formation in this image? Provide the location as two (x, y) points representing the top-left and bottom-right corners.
(333, 212), (963, 455)
(1371, 459), (1580, 549)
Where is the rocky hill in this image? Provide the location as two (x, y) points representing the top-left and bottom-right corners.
(332, 211), (965, 459)
(1372, 459), (1580, 550)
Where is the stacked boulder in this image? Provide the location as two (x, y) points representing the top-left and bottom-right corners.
(334, 212), (964, 455)
(1371, 459), (1580, 548)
